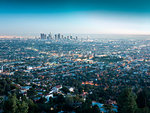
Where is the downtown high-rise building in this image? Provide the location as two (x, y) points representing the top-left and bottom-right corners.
(40, 33), (46, 39)
(75, 36), (78, 40)
(47, 33), (52, 39)
(54, 34), (57, 40)
(40, 33), (79, 41)
(70, 35), (73, 39)
(58, 33), (61, 40)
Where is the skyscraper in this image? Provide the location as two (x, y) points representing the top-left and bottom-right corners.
(70, 35), (73, 39)
(58, 33), (61, 40)
(61, 34), (64, 39)
(55, 34), (57, 40)
(75, 36), (78, 40)
(47, 33), (52, 39)
(40, 33), (46, 39)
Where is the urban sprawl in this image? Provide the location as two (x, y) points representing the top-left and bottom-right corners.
(0, 34), (150, 113)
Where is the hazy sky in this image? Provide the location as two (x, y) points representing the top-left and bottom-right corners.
(0, 0), (150, 36)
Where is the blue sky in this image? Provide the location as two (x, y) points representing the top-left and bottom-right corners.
(0, 0), (150, 36)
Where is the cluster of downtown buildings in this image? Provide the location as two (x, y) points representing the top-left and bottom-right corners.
(40, 33), (78, 40)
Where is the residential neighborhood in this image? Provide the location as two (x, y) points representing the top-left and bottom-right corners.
(0, 36), (150, 113)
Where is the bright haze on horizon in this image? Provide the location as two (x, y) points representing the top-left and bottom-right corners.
(0, 0), (150, 36)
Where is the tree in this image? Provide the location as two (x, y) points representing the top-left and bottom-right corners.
(37, 97), (47, 104)
(17, 101), (29, 113)
(0, 79), (11, 95)
(61, 86), (70, 94)
(26, 99), (38, 113)
(118, 88), (137, 113)
(136, 88), (150, 108)
(136, 90), (146, 108)
(3, 94), (30, 113)
(92, 105), (100, 113)
(136, 107), (150, 113)
(79, 99), (93, 113)
(27, 88), (37, 98)
(65, 95), (74, 105)
(3, 94), (18, 113)
(103, 104), (115, 113)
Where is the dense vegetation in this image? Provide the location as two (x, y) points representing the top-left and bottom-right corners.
(0, 78), (150, 113)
